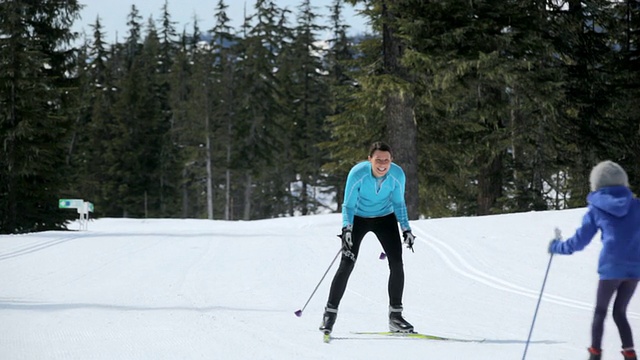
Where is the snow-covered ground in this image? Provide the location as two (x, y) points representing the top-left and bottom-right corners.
(2, 209), (639, 359)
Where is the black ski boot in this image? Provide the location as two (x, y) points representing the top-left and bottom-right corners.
(622, 349), (637, 360)
(319, 307), (338, 334)
(588, 347), (601, 360)
(389, 306), (414, 333)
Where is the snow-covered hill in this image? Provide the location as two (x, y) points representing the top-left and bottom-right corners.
(2, 209), (638, 359)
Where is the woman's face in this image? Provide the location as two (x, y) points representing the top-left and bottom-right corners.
(368, 150), (392, 178)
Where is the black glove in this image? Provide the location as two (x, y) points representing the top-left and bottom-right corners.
(403, 230), (415, 252)
(339, 225), (353, 251)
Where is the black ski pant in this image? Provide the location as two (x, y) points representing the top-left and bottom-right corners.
(591, 279), (638, 350)
(326, 213), (405, 309)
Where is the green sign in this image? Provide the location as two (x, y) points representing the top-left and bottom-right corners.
(58, 199), (84, 209)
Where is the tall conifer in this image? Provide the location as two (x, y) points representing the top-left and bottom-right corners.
(0, 0), (82, 233)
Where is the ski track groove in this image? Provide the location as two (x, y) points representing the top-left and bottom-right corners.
(0, 234), (86, 262)
(412, 225), (640, 319)
(51, 238), (166, 291)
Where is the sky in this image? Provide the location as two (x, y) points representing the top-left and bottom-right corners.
(2, 208), (639, 359)
(73, 0), (369, 43)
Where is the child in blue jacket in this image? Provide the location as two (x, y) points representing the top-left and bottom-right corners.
(549, 161), (640, 360)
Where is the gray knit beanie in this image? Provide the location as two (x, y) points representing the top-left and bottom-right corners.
(589, 160), (629, 191)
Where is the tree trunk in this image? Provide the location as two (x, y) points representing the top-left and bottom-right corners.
(225, 167), (231, 220)
(206, 127), (213, 220)
(182, 166), (189, 218)
(224, 109), (232, 220)
(243, 171), (252, 220)
(476, 153), (502, 215)
(301, 181), (309, 216)
(385, 95), (419, 219)
(382, 0), (419, 220)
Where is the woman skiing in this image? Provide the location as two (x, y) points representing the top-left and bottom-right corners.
(319, 141), (416, 335)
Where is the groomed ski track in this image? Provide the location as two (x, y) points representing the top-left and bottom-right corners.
(1, 211), (637, 359)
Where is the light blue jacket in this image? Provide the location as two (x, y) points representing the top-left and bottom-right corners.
(341, 161), (411, 232)
(551, 186), (640, 280)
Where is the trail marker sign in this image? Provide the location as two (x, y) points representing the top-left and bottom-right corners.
(59, 199), (84, 209)
(59, 199), (94, 230)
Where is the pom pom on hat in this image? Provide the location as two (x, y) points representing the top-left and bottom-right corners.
(589, 160), (629, 191)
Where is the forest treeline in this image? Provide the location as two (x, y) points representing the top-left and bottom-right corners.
(1, 0), (638, 234)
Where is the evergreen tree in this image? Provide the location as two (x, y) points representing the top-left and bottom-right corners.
(323, 23), (386, 187)
(0, 0), (82, 233)
(339, 0), (419, 218)
(613, 1), (640, 188)
(156, 0), (181, 217)
(67, 18), (113, 216)
(106, 9), (165, 217)
(277, 0), (331, 215)
(210, 0), (240, 220)
(500, 1), (566, 212)
(12, 0), (636, 224)
(319, 0), (358, 211)
(234, 0), (287, 219)
(188, 19), (218, 219)
(157, 0), (178, 74)
(378, 0), (420, 219)
(392, 0), (564, 215)
(553, 0), (624, 206)
(169, 30), (197, 217)
(98, 6), (142, 216)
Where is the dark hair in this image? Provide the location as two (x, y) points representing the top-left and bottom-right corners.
(369, 141), (393, 157)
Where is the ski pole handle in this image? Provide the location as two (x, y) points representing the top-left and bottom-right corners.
(554, 227), (562, 240)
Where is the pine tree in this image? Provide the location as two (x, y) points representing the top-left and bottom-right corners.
(0, 0), (82, 233)
(392, 0), (565, 215)
(322, 29), (386, 186)
(234, 0), (287, 219)
(188, 19), (218, 219)
(155, 0), (181, 216)
(499, 1), (566, 212)
(278, 0), (331, 215)
(377, 0), (420, 219)
(169, 30), (197, 218)
(608, 0), (640, 188)
(318, 0), (358, 211)
(106, 8), (165, 217)
(67, 17), (117, 218)
(553, 0), (623, 206)
(333, 0), (418, 218)
(157, 0), (177, 74)
(210, 0), (240, 220)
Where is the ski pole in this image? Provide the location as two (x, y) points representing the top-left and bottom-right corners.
(522, 228), (561, 360)
(294, 248), (342, 317)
